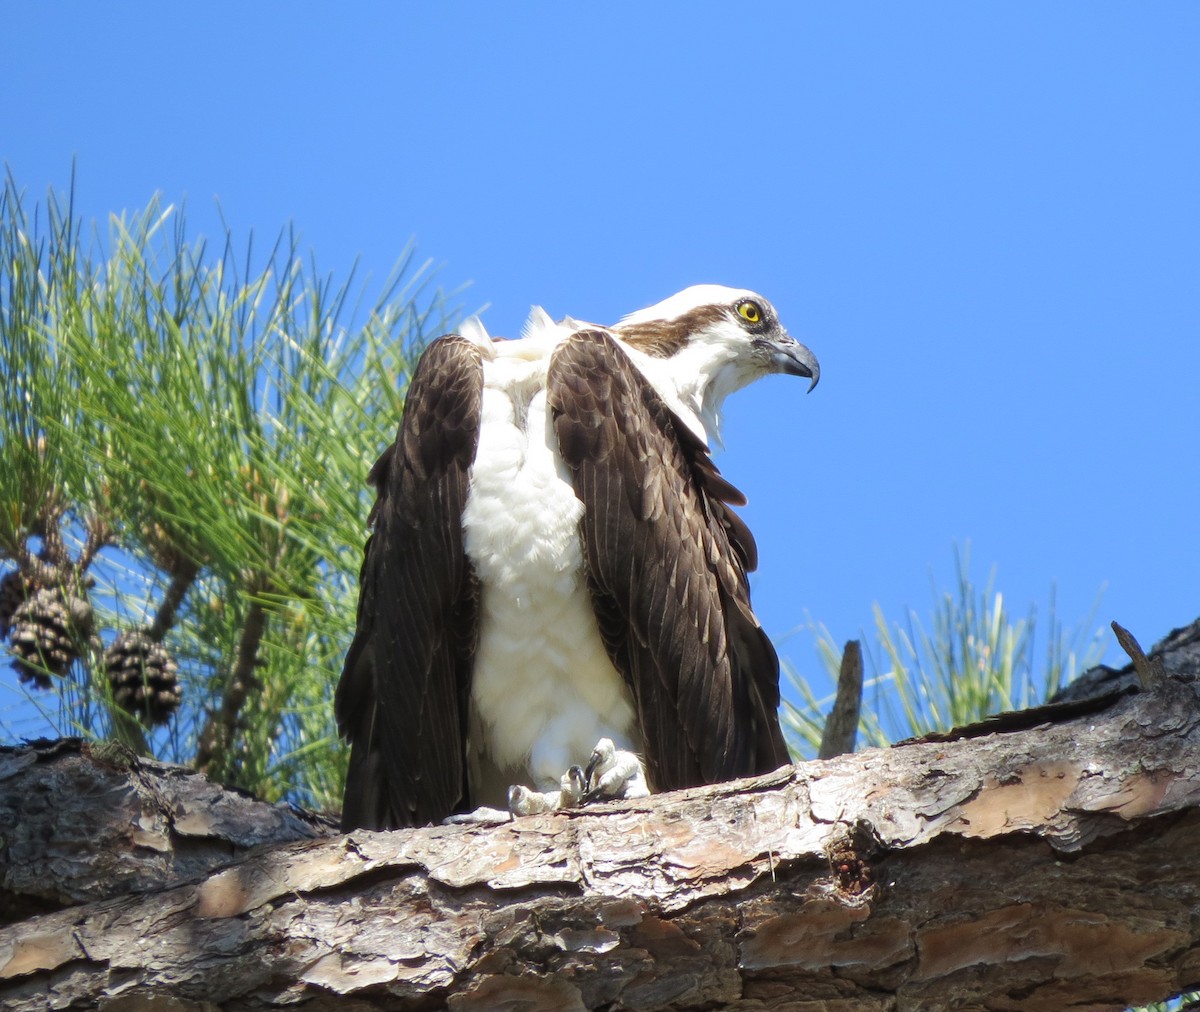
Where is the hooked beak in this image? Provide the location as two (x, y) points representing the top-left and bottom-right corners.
(764, 335), (820, 392)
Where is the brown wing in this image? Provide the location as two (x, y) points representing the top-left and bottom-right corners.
(335, 335), (483, 829)
(547, 329), (789, 791)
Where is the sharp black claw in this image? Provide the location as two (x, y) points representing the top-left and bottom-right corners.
(582, 785), (608, 805)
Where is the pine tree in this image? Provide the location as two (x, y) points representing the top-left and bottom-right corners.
(0, 170), (457, 809)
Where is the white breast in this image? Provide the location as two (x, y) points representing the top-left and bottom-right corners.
(461, 335), (638, 805)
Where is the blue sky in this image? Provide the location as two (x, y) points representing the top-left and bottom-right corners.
(5, 4), (1199, 725)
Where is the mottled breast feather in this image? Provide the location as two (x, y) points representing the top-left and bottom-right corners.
(547, 329), (789, 792)
(336, 336), (483, 830)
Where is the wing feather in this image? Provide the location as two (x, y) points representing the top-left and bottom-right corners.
(336, 336), (483, 829)
(547, 330), (789, 791)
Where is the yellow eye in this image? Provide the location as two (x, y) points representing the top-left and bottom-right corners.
(737, 301), (762, 324)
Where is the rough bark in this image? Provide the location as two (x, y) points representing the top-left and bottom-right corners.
(1, 620), (1198, 1011)
(0, 738), (337, 923)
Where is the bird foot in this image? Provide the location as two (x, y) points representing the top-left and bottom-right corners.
(507, 764), (587, 817)
(484, 738), (650, 822)
(583, 737), (649, 802)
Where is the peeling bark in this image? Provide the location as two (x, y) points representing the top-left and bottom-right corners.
(1, 621), (1199, 1010)
(0, 738), (336, 921)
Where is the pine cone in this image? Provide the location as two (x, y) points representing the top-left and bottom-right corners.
(0, 569), (28, 639)
(105, 629), (182, 725)
(0, 561), (77, 638)
(8, 587), (90, 688)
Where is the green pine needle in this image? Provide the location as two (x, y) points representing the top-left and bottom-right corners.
(1, 171), (458, 809)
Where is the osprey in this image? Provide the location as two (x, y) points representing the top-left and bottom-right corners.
(336, 285), (819, 830)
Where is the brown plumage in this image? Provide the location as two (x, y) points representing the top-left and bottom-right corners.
(336, 336), (483, 830)
(548, 330), (788, 789)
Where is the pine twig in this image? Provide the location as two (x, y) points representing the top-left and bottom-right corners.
(147, 559), (200, 642)
(194, 599), (267, 776)
(77, 514), (114, 573)
(34, 506), (70, 570)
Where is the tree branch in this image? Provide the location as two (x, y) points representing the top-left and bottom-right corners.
(194, 597), (267, 777)
(76, 512), (113, 574)
(147, 556), (199, 642)
(1, 619), (1199, 1009)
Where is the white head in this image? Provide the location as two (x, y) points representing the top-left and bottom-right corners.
(614, 285), (819, 443)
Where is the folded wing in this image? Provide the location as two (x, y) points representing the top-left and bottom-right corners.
(547, 329), (789, 791)
(335, 336), (484, 829)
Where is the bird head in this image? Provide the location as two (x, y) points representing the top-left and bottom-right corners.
(615, 285), (819, 442)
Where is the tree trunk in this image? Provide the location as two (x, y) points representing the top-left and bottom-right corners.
(1, 620), (1198, 1011)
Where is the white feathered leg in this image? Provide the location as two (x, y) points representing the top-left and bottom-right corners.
(508, 765), (587, 816)
(584, 737), (650, 801)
